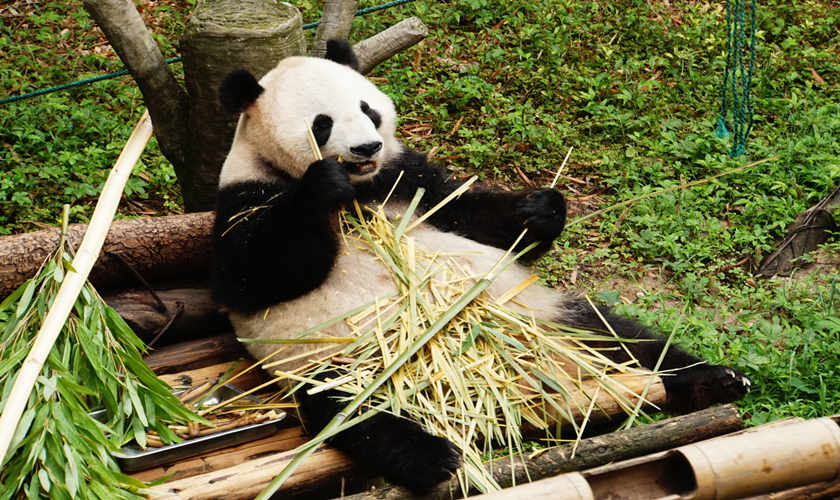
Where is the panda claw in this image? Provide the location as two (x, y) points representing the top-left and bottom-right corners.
(664, 364), (751, 413)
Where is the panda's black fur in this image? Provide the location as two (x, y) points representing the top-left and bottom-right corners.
(211, 39), (750, 493)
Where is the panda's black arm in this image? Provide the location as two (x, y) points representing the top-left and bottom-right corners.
(211, 160), (352, 313)
(355, 149), (566, 260)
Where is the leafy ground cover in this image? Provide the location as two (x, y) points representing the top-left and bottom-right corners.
(1, 0), (838, 424)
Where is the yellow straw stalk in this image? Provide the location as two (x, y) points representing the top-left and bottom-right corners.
(257, 193), (660, 494)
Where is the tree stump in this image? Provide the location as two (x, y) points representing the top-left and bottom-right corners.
(179, 0), (306, 211)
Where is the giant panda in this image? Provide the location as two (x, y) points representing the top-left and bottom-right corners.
(211, 39), (750, 493)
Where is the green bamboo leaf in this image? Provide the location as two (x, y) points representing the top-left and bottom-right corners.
(38, 469), (51, 492)
(53, 261), (64, 283)
(39, 374), (58, 400)
(26, 470), (42, 498)
(65, 451), (80, 498)
(0, 346), (29, 383)
(0, 278), (28, 313)
(55, 377), (98, 399)
(103, 305), (146, 350)
(125, 380), (148, 426)
(455, 323), (481, 355)
(15, 279), (37, 318)
(481, 324), (526, 351)
(143, 392), (156, 426)
(9, 407), (38, 453)
(62, 257), (77, 274)
(131, 416), (147, 449)
(392, 188), (425, 243)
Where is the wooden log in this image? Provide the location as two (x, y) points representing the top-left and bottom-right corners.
(144, 333), (248, 374)
(337, 405), (743, 500)
(105, 287), (227, 343)
(0, 211), (214, 299)
(142, 443), (357, 500)
(543, 372), (666, 425)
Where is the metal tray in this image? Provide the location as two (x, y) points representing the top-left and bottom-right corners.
(108, 384), (286, 472)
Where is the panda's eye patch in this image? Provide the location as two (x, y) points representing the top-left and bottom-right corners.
(360, 100), (381, 129)
(312, 114), (333, 146)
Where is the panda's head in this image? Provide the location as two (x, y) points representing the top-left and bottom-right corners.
(218, 40), (400, 186)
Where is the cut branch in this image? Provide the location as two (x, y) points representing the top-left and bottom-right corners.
(354, 17), (428, 74)
(311, 0), (359, 57)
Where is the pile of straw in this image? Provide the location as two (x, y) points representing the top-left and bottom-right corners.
(260, 185), (660, 493)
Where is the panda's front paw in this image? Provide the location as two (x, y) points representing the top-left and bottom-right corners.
(516, 189), (567, 241)
(301, 158), (355, 209)
(665, 364), (751, 414)
(384, 431), (460, 493)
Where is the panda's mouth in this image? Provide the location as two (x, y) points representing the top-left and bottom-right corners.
(339, 159), (377, 175)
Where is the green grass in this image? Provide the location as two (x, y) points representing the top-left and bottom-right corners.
(1, 0), (839, 424)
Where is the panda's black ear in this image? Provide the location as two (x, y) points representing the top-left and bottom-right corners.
(219, 69), (264, 114)
(325, 39), (360, 71)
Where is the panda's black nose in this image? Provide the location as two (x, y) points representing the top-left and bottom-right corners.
(350, 141), (383, 158)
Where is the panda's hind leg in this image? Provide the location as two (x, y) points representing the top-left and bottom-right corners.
(298, 370), (460, 493)
(562, 298), (751, 414)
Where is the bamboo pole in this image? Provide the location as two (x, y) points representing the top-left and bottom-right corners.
(469, 416), (840, 500)
(0, 110), (153, 464)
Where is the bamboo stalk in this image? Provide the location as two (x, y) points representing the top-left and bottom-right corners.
(0, 110), (153, 464)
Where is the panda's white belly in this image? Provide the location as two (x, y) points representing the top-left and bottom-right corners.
(229, 222), (566, 371)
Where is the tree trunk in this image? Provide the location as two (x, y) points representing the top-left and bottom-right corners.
(82, 0), (189, 170)
(311, 0), (359, 58)
(0, 212), (214, 298)
(179, 0), (306, 211)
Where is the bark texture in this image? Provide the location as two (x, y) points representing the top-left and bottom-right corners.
(311, 0), (359, 57)
(179, 0), (306, 210)
(143, 333), (248, 374)
(104, 287), (228, 344)
(355, 17), (428, 74)
(0, 212), (214, 299)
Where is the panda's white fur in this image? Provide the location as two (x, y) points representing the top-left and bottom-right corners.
(219, 56), (400, 186)
(211, 40), (749, 492)
(229, 219), (569, 371)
